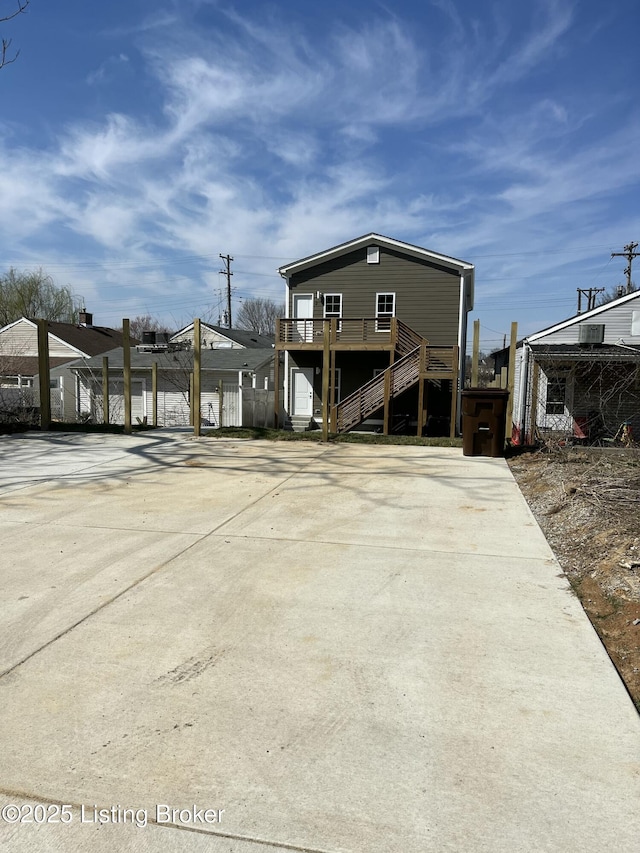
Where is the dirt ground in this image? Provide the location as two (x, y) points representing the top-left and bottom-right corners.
(509, 447), (640, 712)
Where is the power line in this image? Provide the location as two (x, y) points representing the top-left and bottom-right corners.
(219, 254), (233, 328)
(611, 241), (639, 294)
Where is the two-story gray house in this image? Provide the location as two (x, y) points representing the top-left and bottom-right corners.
(275, 234), (475, 436)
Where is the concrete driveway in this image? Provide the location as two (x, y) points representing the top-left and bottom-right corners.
(0, 431), (638, 852)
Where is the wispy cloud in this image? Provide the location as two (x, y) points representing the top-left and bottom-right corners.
(86, 53), (130, 86)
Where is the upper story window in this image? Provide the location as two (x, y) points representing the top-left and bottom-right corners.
(376, 292), (395, 331)
(323, 294), (342, 319)
(367, 246), (380, 264)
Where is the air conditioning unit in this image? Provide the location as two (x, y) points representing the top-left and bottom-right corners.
(578, 324), (605, 344)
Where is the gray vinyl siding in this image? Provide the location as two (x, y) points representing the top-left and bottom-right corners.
(288, 351), (393, 406)
(534, 294), (640, 345)
(288, 246), (461, 346)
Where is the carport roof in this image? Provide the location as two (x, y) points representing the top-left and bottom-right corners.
(530, 343), (640, 361)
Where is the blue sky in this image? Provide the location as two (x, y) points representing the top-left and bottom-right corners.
(1, 0), (639, 350)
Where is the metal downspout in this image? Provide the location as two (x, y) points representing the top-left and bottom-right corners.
(518, 342), (530, 444)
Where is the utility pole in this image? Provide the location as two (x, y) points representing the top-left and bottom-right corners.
(611, 241), (639, 294)
(219, 254), (233, 328)
(576, 287), (605, 313)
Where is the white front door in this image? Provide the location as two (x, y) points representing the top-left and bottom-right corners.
(293, 294), (314, 342)
(292, 368), (313, 416)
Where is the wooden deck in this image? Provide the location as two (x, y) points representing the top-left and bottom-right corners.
(274, 318), (459, 438)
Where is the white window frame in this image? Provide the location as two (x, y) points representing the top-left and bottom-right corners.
(323, 293), (342, 332)
(375, 292), (395, 331)
(323, 293), (342, 319)
(540, 368), (574, 432)
(367, 246), (380, 264)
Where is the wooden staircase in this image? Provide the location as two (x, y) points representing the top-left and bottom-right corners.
(333, 348), (421, 433)
(332, 321), (458, 434)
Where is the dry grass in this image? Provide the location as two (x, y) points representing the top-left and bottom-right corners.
(509, 447), (640, 711)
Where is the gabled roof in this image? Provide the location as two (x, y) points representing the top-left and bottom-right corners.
(527, 289), (640, 342)
(278, 233), (475, 279)
(0, 317), (132, 357)
(170, 322), (274, 349)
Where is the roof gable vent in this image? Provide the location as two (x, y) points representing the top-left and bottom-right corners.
(578, 324), (605, 344)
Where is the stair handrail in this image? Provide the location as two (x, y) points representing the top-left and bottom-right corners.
(395, 320), (427, 355)
(334, 346), (422, 432)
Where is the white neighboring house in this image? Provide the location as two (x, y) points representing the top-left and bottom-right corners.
(170, 322), (274, 350)
(70, 342), (279, 428)
(501, 291), (640, 444)
(0, 312), (129, 422)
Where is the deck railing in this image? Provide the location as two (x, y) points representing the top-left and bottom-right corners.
(277, 317), (395, 345)
(395, 320), (425, 355)
(277, 317), (427, 349)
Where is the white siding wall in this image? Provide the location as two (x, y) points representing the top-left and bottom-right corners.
(534, 294), (640, 345)
(0, 321), (38, 356)
(171, 327), (243, 348)
(0, 319), (84, 359)
(76, 370), (242, 427)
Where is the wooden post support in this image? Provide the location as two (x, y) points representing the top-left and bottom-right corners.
(530, 360), (540, 445)
(37, 319), (51, 430)
(449, 345), (459, 438)
(321, 318), (330, 441)
(122, 318), (132, 435)
(189, 373), (194, 426)
(505, 321), (518, 442)
(416, 344), (427, 436)
(383, 369), (392, 435)
(152, 362), (158, 427)
(471, 319), (480, 386)
(218, 381), (224, 427)
(193, 318), (201, 437)
(102, 357), (109, 424)
(329, 342), (337, 434)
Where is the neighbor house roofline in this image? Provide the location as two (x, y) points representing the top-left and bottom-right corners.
(170, 322), (274, 348)
(527, 289), (640, 342)
(0, 316), (130, 357)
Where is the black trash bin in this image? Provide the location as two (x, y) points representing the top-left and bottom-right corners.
(461, 389), (509, 457)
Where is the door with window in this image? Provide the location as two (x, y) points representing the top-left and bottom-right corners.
(292, 368), (314, 417)
(293, 294), (314, 342)
(376, 292), (395, 331)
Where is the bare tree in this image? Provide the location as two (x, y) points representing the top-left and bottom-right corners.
(0, 268), (80, 326)
(235, 297), (284, 336)
(1, 0), (29, 70)
(597, 283), (638, 307)
(121, 314), (172, 341)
